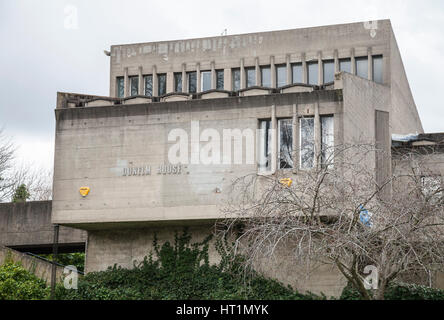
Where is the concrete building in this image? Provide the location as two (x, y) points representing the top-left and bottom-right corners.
(51, 20), (425, 296)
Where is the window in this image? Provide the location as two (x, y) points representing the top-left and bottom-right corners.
(261, 66), (271, 87)
(307, 62), (318, 85)
(373, 55), (383, 84)
(292, 63), (303, 84)
(187, 72), (197, 93)
(276, 65), (287, 88)
(321, 116), (334, 167)
(323, 60), (335, 84)
(421, 176), (442, 201)
(201, 71), (211, 92)
(157, 74), (166, 96)
(116, 77), (124, 98)
(300, 117), (315, 169)
(246, 67), (256, 88)
(129, 76), (139, 96)
(278, 119), (293, 169)
(216, 70), (224, 90)
(174, 73), (182, 92)
(355, 57), (368, 79)
(258, 120), (272, 172)
(339, 58), (351, 73)
(232, 68), (240, 91)
(144, 75), (153, 96)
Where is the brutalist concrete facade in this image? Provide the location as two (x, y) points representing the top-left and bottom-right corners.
(52, 20), (424, 296)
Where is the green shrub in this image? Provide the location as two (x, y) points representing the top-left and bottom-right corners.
(0, 261), (50, 300)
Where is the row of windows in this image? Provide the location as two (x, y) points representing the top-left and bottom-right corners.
(116, 55), (382, 97)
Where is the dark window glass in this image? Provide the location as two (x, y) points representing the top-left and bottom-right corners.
(130, 76), (138, 96)
(216, 70), (224, 90)
(201, 71), (211, 92)
(356, 57), (369, 79)
(261, 66), (271, 87)
(144, 75), (153, 97)
(279, 119), (293, 169)
(187, 72), (197, 93)
(323, 60), (335, 84)
(158, 74), (166, 96)
(300, 117), (315, 169)
(232, 68), (240, 91)
(276, 65), (287, 88)
(246, 67), (256, 88)
(307, 62), (318, 85)
(292, 63), (303, 84)
(174, 73), (182, 92)
(373, 55), (383, 84)
(258, 120), (272, 172)
(339, 59), (351, 73)
(116, 77), (124, 98)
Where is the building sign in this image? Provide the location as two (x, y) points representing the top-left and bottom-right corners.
(122, 164), (184, 176)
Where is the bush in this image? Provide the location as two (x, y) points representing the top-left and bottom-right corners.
(0, 261), (50, 300)
(56, 229), (321, 300)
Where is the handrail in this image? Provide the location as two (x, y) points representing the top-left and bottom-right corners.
(24, 252), (85, 275)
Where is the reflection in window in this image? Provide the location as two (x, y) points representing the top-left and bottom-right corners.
(300, 117), (315, 169)
(276, 65), (287, 88)
(144, 75), (153, 97)
(339, 58), (351, 73)
(174, 73), (182, 92)
(323, 60), (335, 84)
(356, 57), (368, 79)
(129, 76), (139, 96)
(292, 63), (303, 84)
(116, 77), (124, 98)
(307, 62), (318, 85)
(216, 70), (224, 90)
(246, 67), (256, 88)
(261, 66), (271, 87)
(321, 116), (334, 167)
(187, 72), (197, 93)
(258, 120), (272, 172)
(158, 74), (166, 96)
(232, 68), (240, 91)
(279, 119), (293, 169)
(373, 55), (383, 84)
(201, 71), (211, 92)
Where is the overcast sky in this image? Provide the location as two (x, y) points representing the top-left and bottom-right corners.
(0, 0), (443, 171)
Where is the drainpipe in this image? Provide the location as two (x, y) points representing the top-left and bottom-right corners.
(50, 224), (59, 300)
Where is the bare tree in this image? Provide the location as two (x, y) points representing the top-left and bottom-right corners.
(219, 144), (444, 300)
(0, 129), (16, 202)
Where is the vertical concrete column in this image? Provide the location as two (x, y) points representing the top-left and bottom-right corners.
(334, 50), (339, 74)
(240, 58), (245, 90)
(270, 56), (276, 88)
(255, 57), (260, 86)
(211, 61), (216, 90)
(292, 103), (299, 172)
(350, 48), (356, 75)
(271, 104), (277, 173)
(166, 71), (174, 94)
(368, 47), (373, 81)
(124, 67), (129, 98)
(182, 63), (187, 93)
(196, 63), (201, 93)
(152, 65), (158, 96)
(302, 53), (307, 84)
(225, 68), (232, 91)
(318, 51), (323, 86)
(286, 54), (292, 85)
(314, 100), (321, 169)
(138, 66), (143, 95)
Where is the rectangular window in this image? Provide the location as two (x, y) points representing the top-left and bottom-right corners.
(201, 71), (211, 92)
(292, 63), (303, 84)
(278, 119), (293, 169)
(373, 55), (383, 84)
(130, 76), (139, 96)
(356, 57), (369, 79)
(232, 68), (240, 91)
(300, 117), (315, 170)
(321, 116), (334, 167)
(258, 120), (272, 172)
(157, 74), (166, 96)
(307, 62), (318, 85)
(276, 65), (287, 88)
(144, 75), (153, 97)
(246, 67), (256, 88)
(174, 73), (182, 92)
(187, 72), (197, 93)
(116, 77), (124, 98)
(323, 60), (335, 84)
(216, 70), (224, 90)
(261, 66), (271, 87)
(339, 58), (351, 73)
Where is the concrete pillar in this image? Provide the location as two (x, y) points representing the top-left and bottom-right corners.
(124, 67), (129, 98)
(286, 54), (292, 85)
(240, 58), (245, 90)
(255, 57), (260, 86)
(318, 51), (323, 86)
(302, 53), (307, 84)
(271, 104), (277, 173)
(211, 61), (216, 90)
(334, 50), (339, 74)
(152, 65), (158, 96)
(270, 56), (276, 88)
(225, 68), (231, 91)
(314, 101), (321, 168)
(182, 63), (187, 93)
(166, 72), (174, 94)
(138, 66), (143, 95)
(368, 47), (373, 81)
(196, 63), (201, 93)
(292, 103), (299, 171)
(351, 48), (356, 75)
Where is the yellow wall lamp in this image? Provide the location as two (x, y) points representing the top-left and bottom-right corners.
(79, 187), (90, 198)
